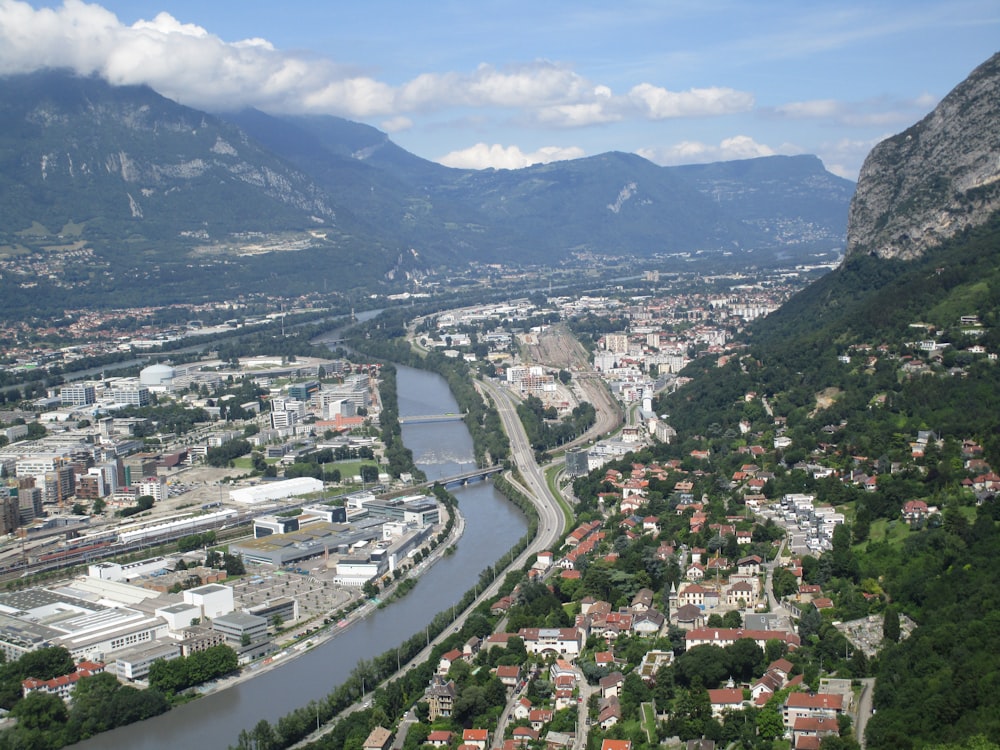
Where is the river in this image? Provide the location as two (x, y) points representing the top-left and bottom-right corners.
(77, 364), (527, 749)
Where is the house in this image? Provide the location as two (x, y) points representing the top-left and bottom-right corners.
(782, 692), (844, 728)
(512, 697), (533, 721)
(512, 726), (540, 744)
(549, 659), (576, 687)
(529, 708), (554, 730)
(684, 563), (709, 587)
(519, 627), (583, 658)
(595, 650), (617, 667)
(633, 609), (665, 637)
(362, 726), (393, 750)
(600, 740), (632, 750)
(491, 596), (514, 615)
(902, 500), (929, 523)
(427, 730), (452, 747)
(678, 583), (713, 608)
(22, 661), (106, 703)
(463, 728), (489, 749)
(463, 636), (481, 658)
(534, 551), (554, 569)
(554, 688), (575, 711)
(598, 696), (622, 729)
(483, 632), (516, 649)
(545, 731), (575, 749)
(599, 671), (625, 698)
(707, 688), (745, 718)
(496, 664), (522, 690)
(737, 555), (762, 576)
(685, 627), (800, 652)
(425, 677), (457, 720)
(438, 648), (465, 674)
(792, 715), (840, 747)
(631, 588), (654, 612)
(726, 581), (756, 608)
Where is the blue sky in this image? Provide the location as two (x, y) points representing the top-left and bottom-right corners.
(2, 1), (998, 178)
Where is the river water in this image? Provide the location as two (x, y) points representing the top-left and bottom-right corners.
(78, 364), (527, 749)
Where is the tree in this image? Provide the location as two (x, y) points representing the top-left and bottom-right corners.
(853, 504), (872, 544)
(882, 605), (900, 643)
(798, 604), (823, 641)
(772, 567), (799, 599)
(675, 644), (729, 689)
(11, 690), (68, 731)
(725, 639), (765, 682)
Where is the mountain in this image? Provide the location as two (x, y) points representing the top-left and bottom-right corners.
(232, 109), (855, 263)
(0, 70), (341, 242)
(0, 70), (854, 311)
(846, 51), (1000, 260)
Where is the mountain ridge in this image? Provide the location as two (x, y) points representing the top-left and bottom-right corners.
(0, 69), (853, 308)
(846, 51), (1000, 260)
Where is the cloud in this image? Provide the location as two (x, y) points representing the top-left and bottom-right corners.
(772, 94), (941, 129)
(638, 135), (779, 166)
(380, 116), (413, 133)
(0, 1), (756, 129)
(816, 136), (887, 179)
(774, 99), (844, 118)
(437, 143), (585, 170)
(629, 83), (755, 119)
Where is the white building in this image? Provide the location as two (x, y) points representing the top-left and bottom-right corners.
(156, 602), (204, 631)
(114, 640), (181, 682)
(183, 584), (234, 620)
(229, 477), (324, 505)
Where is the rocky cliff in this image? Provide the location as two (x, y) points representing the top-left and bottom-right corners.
(846, 51), (1000, 260)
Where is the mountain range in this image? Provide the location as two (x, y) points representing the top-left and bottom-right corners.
(0, 70), (854, 310)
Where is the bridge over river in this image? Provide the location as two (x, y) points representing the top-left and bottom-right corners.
(398, 413), (465, 424)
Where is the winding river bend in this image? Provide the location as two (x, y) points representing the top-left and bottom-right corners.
(78, 364), (527, 749)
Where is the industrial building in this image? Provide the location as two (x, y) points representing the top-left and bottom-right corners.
(229, 519), (384, 567)
(229, 477), (324, 505)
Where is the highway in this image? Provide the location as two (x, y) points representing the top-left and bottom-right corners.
(478, 378), (565, 553)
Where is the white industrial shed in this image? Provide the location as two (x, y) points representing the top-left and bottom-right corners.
(229, 478), (324, 505)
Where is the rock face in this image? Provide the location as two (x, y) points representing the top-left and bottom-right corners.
(846, 51), (1000, 260)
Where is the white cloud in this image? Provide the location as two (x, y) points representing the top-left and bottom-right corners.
(638, 135), (778, 166)
(380, 116), (413, 133)
(773, 94), (941, 130)
(816, 136), (887, 180)
(0, 1), (757, 129)
(775, 99), (844, 118)
(536, 102), (620, 127)
(629, 83), (755, 118)
(437, 143), (585, 170)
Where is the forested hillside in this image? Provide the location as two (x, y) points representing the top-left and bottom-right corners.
(652, 209), (1000, 748)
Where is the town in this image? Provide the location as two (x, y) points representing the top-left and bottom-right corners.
(0, 267), (993, 750)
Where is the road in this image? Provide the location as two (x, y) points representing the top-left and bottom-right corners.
(855, 677), (875, 748)
(478, 378), (565, 554)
